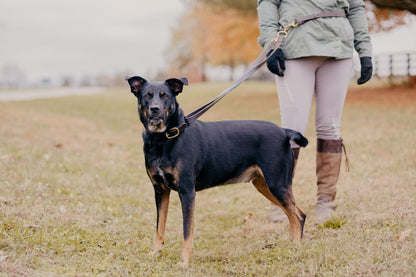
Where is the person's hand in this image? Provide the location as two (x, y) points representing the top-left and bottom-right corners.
(357, 57), (373, 85)
(267, 49), (285, 77)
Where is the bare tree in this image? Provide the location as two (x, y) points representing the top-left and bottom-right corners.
(0, 63), (26, 88)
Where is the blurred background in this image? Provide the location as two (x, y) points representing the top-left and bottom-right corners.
(1, 0), (415, 88)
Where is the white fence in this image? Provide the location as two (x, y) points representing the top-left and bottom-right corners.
(373, 52), (416, 77)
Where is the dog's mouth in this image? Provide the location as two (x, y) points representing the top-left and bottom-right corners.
(147, 117), (166, 132)
(149, 117), (163, 125)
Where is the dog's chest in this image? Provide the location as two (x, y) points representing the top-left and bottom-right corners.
(143, 135), (185, 191)
(146, 158), (180, 191)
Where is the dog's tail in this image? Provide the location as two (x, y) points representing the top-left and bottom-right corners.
(284, 129), (308, 147)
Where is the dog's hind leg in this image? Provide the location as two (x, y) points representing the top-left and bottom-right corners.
(252, 175), (305, 242)
(149, 186), (171, 256)
(279, 190), (306, 241)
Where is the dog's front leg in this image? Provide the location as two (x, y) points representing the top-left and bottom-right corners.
(178, 186), (195, 267)
(148, 185), (170, 256)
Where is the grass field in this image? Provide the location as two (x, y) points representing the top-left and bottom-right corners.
(0, 82), (415, 276)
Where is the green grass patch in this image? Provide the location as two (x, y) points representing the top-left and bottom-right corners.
(320, 215), (347, 230)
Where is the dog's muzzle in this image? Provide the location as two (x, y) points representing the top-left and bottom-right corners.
(149, 117), (163, 125)
(147, 115), (166, 132)
(146, 103), (168, 132)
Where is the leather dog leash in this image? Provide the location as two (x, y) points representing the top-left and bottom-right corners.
(166, 11), (346, 139)
(295, 11), (346, 25)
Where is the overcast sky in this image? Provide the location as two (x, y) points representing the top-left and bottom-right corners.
(1, 0), (415, 84)
(0, 0), (185, 83)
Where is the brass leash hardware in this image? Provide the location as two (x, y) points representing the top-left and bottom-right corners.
(166, 127), (180, 139)
(265, 20), (299, 64)
(273, 20), (298, 42)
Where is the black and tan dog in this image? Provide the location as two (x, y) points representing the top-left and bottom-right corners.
(127, 76), (308, 266)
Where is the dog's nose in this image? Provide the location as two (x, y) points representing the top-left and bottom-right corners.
(150, 105), (160, 114)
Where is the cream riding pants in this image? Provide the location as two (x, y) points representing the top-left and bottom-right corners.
(275, 57), (353, 147)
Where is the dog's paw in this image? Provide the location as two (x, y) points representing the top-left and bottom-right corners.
(176, 259), (189, 268)
(147, 248), (162, 256)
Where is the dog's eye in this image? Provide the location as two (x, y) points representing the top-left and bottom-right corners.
(160, 92), (168, 99)
(144, 94), (152, 99)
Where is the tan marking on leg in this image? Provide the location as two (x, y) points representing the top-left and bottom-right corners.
(148, 190), (170, 256)
(146, 168), (156, 183)
(252, 169), (304, 242)
(251, 168), (279, 203)
(178, 230), (194, 267)
(283, 191), (303, 242)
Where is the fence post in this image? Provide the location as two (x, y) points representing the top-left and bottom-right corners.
(389, 54), (394, 77)
(407, 53), (411, 77)
(388, 54), (394, 84)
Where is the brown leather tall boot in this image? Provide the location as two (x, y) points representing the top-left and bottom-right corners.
(270, 147), (300, 223)
(315, 138), (342, 222)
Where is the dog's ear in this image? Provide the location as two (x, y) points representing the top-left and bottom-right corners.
(165, 77), (188, 95)
(126, 76), (147, 97)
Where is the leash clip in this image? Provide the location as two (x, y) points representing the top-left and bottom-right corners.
(287, 20), (299, 29)
(166, 127), (180, 139)
(273, 20), (298, 42)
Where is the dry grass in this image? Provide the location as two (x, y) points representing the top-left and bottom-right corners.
(0, 82), (415, 276)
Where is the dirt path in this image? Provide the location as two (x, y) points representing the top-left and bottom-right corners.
(1, 85), (414, 105)
(0, 87), (105, 101)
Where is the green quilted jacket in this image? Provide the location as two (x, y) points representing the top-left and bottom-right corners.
(257, 0), (372, 59)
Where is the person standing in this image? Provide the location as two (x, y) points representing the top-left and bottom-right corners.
(257, 0), (373, 222)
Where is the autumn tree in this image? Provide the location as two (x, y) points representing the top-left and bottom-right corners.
(203, 7), (260, 79)
(199, 0), (416, 15)
(166, 2), (260, 81)
(167, 4), (210, 81)
(370, 0), (416, 14)
(198, 0), (257, 13)
(195, 0), (414, 32)
(365, 1), (412, 32)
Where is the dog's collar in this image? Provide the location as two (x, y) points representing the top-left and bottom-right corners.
(165, 123), (188, 139)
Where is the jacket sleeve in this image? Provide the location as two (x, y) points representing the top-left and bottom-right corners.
(347, 0), (372, 58)
(257, 0), (281, 48)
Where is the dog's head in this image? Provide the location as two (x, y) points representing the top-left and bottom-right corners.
(127, 76), (188, 133)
